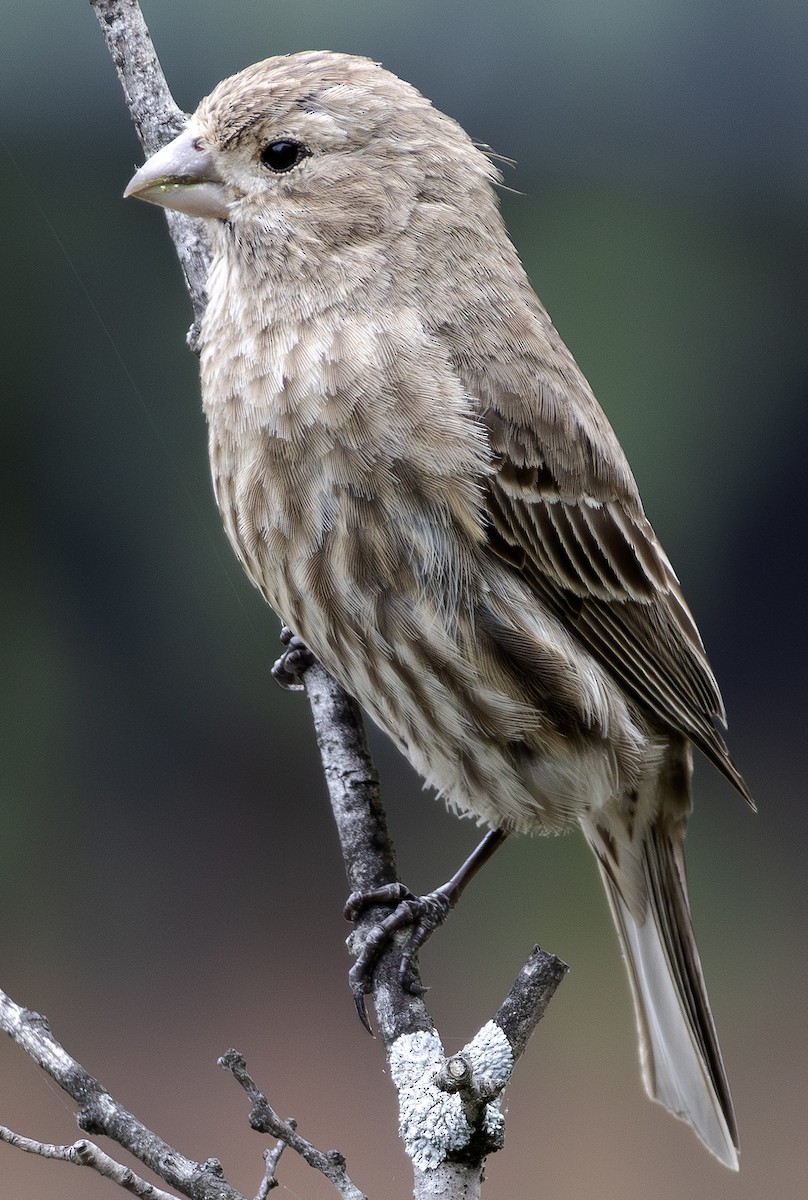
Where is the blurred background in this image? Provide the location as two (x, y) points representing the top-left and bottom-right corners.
(1, 1), (806, 1197)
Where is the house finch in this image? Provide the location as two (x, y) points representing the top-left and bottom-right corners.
(125, 51), (750, 1168)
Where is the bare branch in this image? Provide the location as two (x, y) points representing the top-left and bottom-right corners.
(302, 664), (437, 1045)
(0, 988), (248, 1200)
(495, 946), (569, 1059)
(0, 990), (368, 1200)
(219, 1050), (367, 1200)
(257, 1132), (294, 1197)
(0, 1128), (179, 1200)
(90, 0), (209, 339)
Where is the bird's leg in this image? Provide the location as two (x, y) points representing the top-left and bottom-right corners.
(345, 827), (508, 1028)
(272, 626), (315, 690)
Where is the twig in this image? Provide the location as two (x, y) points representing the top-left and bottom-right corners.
(219, 1050), (367, 1200)
(0, 1127), (179, 1200)
(0, 984), (369, 1199)
(0, 988), (247, 1200)
(495, 945), (569, 1059)
(257, 1131), (293, 1197)
(90, 0), (209, 340)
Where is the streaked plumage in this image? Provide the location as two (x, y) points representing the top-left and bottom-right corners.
(125, 51), (750, 1167)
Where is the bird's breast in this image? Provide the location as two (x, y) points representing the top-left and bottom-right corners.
(199, 288), (494, 608)
(197, 287), (650, 831)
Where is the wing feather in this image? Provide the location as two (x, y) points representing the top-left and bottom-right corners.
(468, 369), (751, 802)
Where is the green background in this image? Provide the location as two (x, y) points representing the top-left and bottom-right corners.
(1, 1), (806, 1197)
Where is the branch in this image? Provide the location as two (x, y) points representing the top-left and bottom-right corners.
(495, 945), (569, 1059)
(302, 677), (568, 1192)
(0, 1128), (178, 1200)
(0, 1128), (182, 1200)
(302, 664), (437, 1045)
(0, 988), (247, 1200)
(0, 986), (367, 1199)
(91, 0), (209, 339)
(257, 1133), (292, 1197)
(219, 1050), (366, 1200)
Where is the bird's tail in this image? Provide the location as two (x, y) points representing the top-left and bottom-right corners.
(583, 746), (739, 1168)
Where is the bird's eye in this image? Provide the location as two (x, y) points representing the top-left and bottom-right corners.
(259, 139), (309, 173)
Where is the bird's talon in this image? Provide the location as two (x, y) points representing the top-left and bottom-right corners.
(401, 962), (429, 995)
(344, 884), (455, 1021)
(272, 632), (315, 690)
(351, 989), (375, 1036)
(344, 883), (415, 921)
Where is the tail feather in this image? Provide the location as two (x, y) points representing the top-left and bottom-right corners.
(591, 821), (739, 1169)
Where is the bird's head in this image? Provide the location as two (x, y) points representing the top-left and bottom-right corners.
(124, 51), (501, 250)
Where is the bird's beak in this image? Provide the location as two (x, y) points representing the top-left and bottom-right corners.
(124, 127), (232, 221)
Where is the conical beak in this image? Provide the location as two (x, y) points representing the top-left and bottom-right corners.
(124, 127), (232, 220)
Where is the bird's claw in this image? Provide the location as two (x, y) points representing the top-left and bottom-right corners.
(272, 627), (315, 690)
(345, 883), (454, 1030)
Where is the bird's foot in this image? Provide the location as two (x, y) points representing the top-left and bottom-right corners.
(344, 882), (453, 1031)
(272, 626), (315, 690)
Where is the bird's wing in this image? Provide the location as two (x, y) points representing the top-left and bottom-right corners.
(460, 360), (751, 803)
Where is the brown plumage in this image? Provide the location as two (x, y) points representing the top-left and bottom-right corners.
(125, 51), (751, 1167)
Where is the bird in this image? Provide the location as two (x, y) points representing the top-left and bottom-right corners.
(124, 50), (751, 1169)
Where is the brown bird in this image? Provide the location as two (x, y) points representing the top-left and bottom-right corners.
(125, 51), (751, 1168)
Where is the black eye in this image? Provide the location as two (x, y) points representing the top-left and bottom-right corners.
(260, 139), (309, 173)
